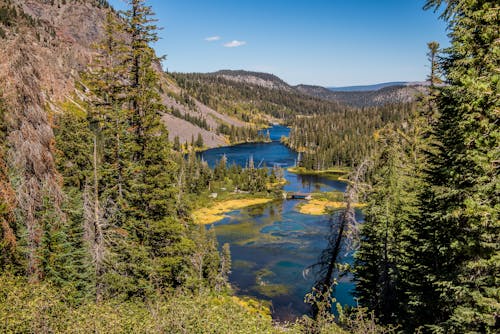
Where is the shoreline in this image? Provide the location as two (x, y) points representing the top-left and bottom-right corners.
(296, 198), (366, 215)
(287, 166), (351, 181)
(192, 197), (277, 225)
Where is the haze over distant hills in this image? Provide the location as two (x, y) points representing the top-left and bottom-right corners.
(329, 82), (409, 92)
(328, 81), (430, 92)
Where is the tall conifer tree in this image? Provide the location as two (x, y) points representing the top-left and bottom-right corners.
(116, 0), (193, 296)
(408, 1), (499, 331)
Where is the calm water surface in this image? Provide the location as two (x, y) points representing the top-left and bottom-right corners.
(199, 125), (357, 320)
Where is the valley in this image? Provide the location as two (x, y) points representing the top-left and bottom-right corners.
(0, 1), (497, 333)
(197, 125), (359, 321)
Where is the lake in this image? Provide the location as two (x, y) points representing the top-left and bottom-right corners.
(198, 125), (357, 321)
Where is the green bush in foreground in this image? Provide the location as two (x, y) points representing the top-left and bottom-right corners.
(0, 274), (395, 333)
(0, 274), (278, 333)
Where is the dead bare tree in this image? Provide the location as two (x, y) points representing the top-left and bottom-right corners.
(305, 159), (371, 319)
(82, 133), (108, 302)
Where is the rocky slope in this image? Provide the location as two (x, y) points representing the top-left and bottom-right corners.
(161, 76), (246, 147)
(0, 0), (111, 276)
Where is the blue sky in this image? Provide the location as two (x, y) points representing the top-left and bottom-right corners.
(108, 0), (449, 87)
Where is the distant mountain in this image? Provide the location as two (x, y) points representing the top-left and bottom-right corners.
(328, 82), (409, 92)
(212, 70), (293, 91)
(296, 83), (426, 107)
(172, 71), (345, 120)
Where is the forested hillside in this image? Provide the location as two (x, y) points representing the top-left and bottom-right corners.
(171, 71), (422, 167)
(295, 84), (425, 107)
(285, 103), (415, 169)
(172, 71), (347, 120)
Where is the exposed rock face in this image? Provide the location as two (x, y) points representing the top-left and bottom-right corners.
(0, 0), (108, 280)
(2, 0), (107, 100)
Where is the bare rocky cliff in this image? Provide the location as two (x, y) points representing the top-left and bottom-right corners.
(0, 0), (108, 280)
(1, 0), (107, 100)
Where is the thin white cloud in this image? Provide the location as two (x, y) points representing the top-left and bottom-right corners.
(205, 36), (221, 42)
(223, 40), (246, 48)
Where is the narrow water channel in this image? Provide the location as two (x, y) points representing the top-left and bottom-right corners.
(199, 125), (358, 321)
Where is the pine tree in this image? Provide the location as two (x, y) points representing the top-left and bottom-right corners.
(354, 127), (422, 326)
(173, 135), (181, 151)
(115, 0), (194, 296)
(80, 11), (130, 301)
(0, 96), (18, 271)
(195, 133), (204, 148)
(408, 1), (500, 331)
(426, 41), (441, 86)
(217, 243), (231, 291)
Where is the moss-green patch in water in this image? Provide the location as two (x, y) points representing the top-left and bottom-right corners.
(232, 260), (257, 270)
(254, 284), (292, 298)
(256, 268), (275, 282)
(287, 166), (350, 180)
(215, 220), (279, 246)
(214, 202), (289, 246)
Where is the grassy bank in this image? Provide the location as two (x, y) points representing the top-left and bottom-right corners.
(295, 191), (365, 215)
(193, 197), (276, 225)
(287, 166), (351, 181)
(297, 199), (365, 215)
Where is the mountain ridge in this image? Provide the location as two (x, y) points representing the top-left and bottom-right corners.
(185, 69), (426, 108)
(328, 81), (409, 92)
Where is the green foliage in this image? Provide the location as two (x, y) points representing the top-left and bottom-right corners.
(53, 2), (224, 303)
(302, 286), (340, 333)
(216, 123), (268, 144)
(54, 106), (93, 190)
(177, 151), (279, 198)
(0, 274), (292, 334)
(355, 1), (499, 332)
(337, 306), (397, 334)
(354, 126), (424, 327)
(196, 132), (204, 148)
(287, 103), (414, 169)
(407, 1), (500, 332)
